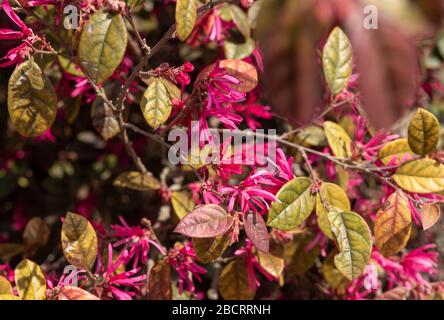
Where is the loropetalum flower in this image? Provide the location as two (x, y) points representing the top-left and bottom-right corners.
(111, 216), (166, 268)
(167, 243), (206, 295)
(95, 244), (147, 300)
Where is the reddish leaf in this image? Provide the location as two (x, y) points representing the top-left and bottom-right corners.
(57, 286), (100, 300)
(174, 204), (234, 238)
(243, 212), (269, 253)
(149, 260), (172, 300)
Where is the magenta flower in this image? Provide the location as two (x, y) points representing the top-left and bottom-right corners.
(167, 243), (206, 295)
(111, 216), (166, 268)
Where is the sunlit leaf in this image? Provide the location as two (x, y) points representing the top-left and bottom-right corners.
(421, 203), (441, 231)
(267, 177), (315, 231)
(375, 191), (412, 257)
(58, 55), (84, 77)
(140, 79), (173, 129)
(322, 27), (353, 95)
(91, 97), (121, 141)
(148, 259), (172, 300)
(244, 211), (269, 253)
(193, 234), (230, 264)
(14, 259), (46, 300)
(393, 159), (444, 194)
(23, 217), (50, 257)
(113, 171), (161, 191)
(219, 258), (255, 300)
(316, 182), (350, 239)
(379, 139), (414, 165)
(328, 211), (372, 280)
(176, 0), (197, 41)
(7, 60), (57, 137)
(0, 295), (20, 300)
(256, 251), (284, 278)
(376, 287), (411, 300)
(0, 276), (12, 295)
(408, 108), (440, 156)
(322, 251), (350, 294)
(219, 59), (258, 93)
(174, 204), (233, 238)
(78, 10), (127, 84)
(324, 121), (352, 158)
(171, 190), (196, 219)
(57, 286), (100, 300)
(61, 212), (98, 270)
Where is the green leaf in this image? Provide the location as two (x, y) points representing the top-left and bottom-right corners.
(379, 138), (413, 165)
(294, 125), (327, 147)
(316, 183), (351, 239)
(227, 4), (251, 38)
(375, 191), (412, 257)
(328, 211), (372, 280)
(322, 27), (353, 95)
(7, 60), (57, 137)
(193, 235), (230, 264)
(267, 177), (315, 231)
(14, 259), (46, 300)
(78, 10), (127, 84)
(393, 159), (444, 194)
(0, 276), (12, 295)
(91, 96), (121, 141)
(58, 55), (84, 77)
(61, 212), (98, 270)
(219, 258), (255, 300)
(176, 0), (197, 41)
(113, 171), (161, 191)
(140, 79), (173, 129)
(224, 38), (255, 60)
(324, 121), (352, 158)
(0, 243), (24, 262)
(408, 108), (440, 156)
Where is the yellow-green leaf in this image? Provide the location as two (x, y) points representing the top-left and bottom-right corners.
(58, 55), (84, 77)
(193, 234), (230, 264)
(322, 251), (350, 294)
(140, 79), (173, 129)
(267, 177), (315, 231)
(224, 38), (255, 60)
(408, 108), (440, 156)
(171, 190), (196, 219)
(219, 258), (255, 300)
(374, 191), (412, 257)
(393, 159), (444, 194)
(0, 276), (12, 295)
(113, 171), (161, 191)
(91, 96), (121, 140)
(328, 211), (372, 280)
(221, 4), (251, 39)
(7, 60), (57, 137)
(0, 295), (20, 300)
(316, 183), (351, 239)
(14, 259), (46, 300)
(322, 27), (353, 95)
(78, 10), (127, 84)
(256, 251), (284, 278)
(61, 212), (98, 270)
(421, 203), (441, 231)
(324, 121), (352, 158)
(379, 139), (414, 165)
(176, 0), (197, 41)
(294, 125), (327, 147)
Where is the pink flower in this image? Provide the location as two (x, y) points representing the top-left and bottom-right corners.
(167, 243), (206, 295)
(97, 244), (147, 300)
(111, 216), (166, 268)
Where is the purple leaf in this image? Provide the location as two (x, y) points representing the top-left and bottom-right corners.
(174, 204), (233, 238)
(244, 212), (269, 253)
